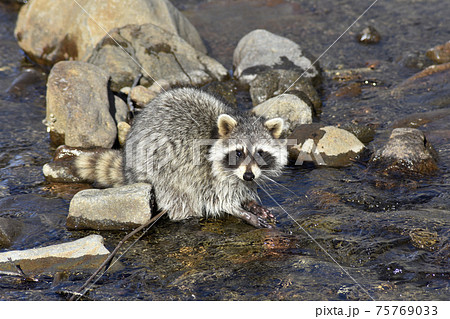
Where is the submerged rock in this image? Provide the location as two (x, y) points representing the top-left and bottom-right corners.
(251, 94), (312, 135)
(0, 217), (23, 248)
(45, 61), (117, 148)
(369, 128), (438, 175)
(67, 183), (155, 230)
(233, 29), (321, 86)
(426, 41), (450, 64)
(391, 62), (450, 108)
(14, 0), (206, 65)
(88, 23), (227, 91)
(356, 26), (381, 44)
(340, 123), (376, 144)
(0, 235), (113, 274)
(288, 125), (365, 167)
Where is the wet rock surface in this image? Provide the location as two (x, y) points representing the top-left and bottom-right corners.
(391, 62), (450, 109)
(233, 29), (321, 86)
(0, 217), (22, 248)
(0, 235), (112, 275)
(45, 61), (117, 148)
(356, 26), (381, 44)
(426, 41), (450, 64)
(88, 23), (228, 91)
(287, 125), (365, 167)
(67, 183), (155, 230)
(369, 128), (438, 175)
(14, 0), (206, 65)
(248, 69), (321, 114)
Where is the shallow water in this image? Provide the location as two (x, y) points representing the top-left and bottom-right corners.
(0, 0), (449, 300)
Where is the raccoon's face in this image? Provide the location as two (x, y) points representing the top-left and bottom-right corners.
(208, 114), (287, 182)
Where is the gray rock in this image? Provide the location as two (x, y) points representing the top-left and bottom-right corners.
(233, 29), (320, 86)
(0, 217), (23, 248)
(288, 125), (365, 167)
(15, 0), (206, 65)
(370, 128), (438, 175)
(251, 94), (312, 134)
(88, 23), (227, 91)
(45, 61), (117, 148)
(67, 183), (155, 230)
(0, 235), (113, 274)
(249, 69), (321, 113)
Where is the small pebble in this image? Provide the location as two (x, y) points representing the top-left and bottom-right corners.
(357, 26), (381, 44)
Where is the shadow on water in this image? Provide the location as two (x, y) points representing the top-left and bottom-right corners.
(0, 0), (449, 300)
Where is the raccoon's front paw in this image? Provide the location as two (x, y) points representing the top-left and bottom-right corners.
(236, 209), (274, 229)
(243, 201), (275, 222)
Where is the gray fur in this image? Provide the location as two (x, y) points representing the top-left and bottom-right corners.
(78, 88), (287, 223)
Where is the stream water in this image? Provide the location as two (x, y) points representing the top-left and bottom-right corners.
(0, 0), (449, 300)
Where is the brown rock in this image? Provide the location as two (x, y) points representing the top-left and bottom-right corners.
(356, 26), (381, 44)
(426, 41), (450, 64)
(369, 128), (438, 175)
(334, 82), (362, 98)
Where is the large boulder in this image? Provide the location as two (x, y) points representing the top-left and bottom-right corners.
(233, 29), (321, 86)
(88, 23), (228, 91)
(45, 61), (117, 148)
(15, 0), (206, 66)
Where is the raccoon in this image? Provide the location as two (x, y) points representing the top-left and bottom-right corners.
(76, 88), (287, 228)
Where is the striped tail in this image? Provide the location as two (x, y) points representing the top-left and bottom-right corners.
(75, 150), (124, 188)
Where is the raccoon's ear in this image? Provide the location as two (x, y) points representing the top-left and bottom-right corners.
(217, 114), (237, 137)
(264, 118), (284, 139)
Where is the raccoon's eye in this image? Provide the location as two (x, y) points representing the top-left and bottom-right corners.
(235, 150), (243, 158)
(257, 150), (265, 156)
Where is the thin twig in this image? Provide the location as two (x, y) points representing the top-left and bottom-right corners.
(69, 210), (167, 301)
(7, 257), (38, 282)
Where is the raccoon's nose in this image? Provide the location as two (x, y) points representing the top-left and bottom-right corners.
(243, 172), (255, 181)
